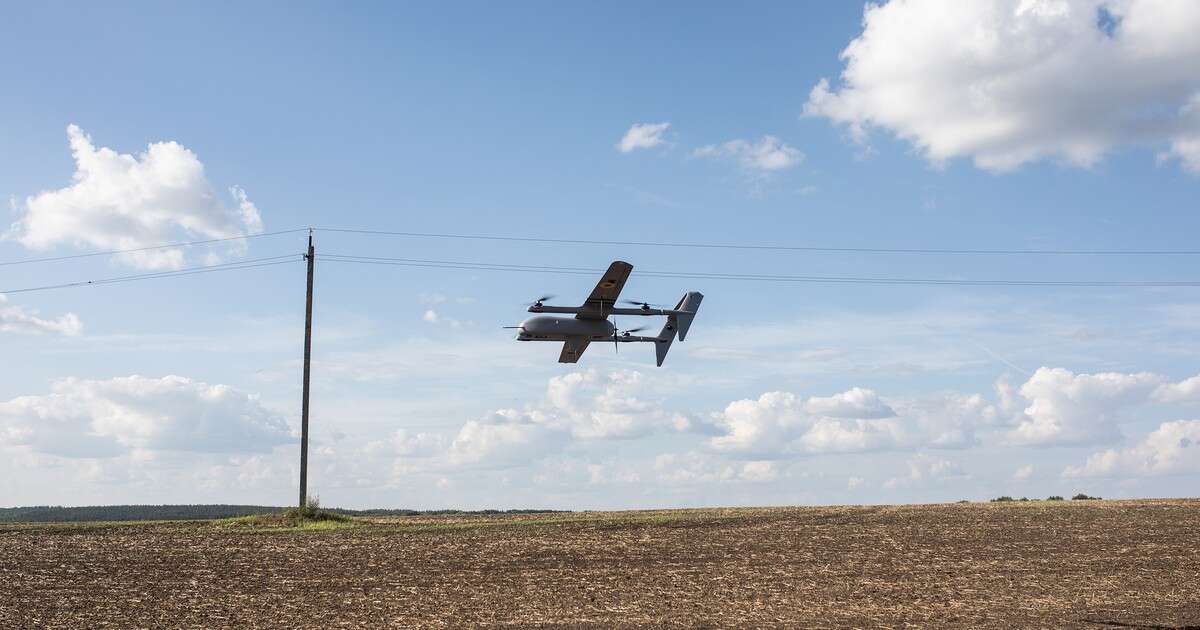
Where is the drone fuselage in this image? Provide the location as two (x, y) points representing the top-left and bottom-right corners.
(512, 260), (702, 365)
(516, 315), (615, 342)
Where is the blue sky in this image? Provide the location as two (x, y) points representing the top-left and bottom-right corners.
(2, 1), (1200, 509)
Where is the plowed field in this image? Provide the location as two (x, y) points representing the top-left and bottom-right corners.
(2, 500), (1198, 628)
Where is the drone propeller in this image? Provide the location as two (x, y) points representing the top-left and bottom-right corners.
(613, 323), (650, 353)
(525, 294), (556, 307)
(621, 299), (666, 310)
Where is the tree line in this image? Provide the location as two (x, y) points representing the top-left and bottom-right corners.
(0, 504), (566, 523)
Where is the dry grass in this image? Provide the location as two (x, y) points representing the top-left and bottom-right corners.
(1, 499), (1198, 628)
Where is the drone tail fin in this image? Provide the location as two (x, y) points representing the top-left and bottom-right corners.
(654, 319), (677, 367)
(671, 291), (704, 342)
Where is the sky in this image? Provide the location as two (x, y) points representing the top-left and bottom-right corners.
(2, 0), (1200, 510)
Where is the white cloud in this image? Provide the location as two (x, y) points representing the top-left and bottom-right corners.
(797, 417), (907, 454)
(1153, 375), (1200, 404)
(1167, 93), (1200, 172)
(418, 292), (474, 306)
(703, 366), (1200, 456)
(805, 0), (1200, 172)
(1065, 420), (1200, 477)
(1007, 367), (1163, 446)
(0, 375), (292, 457)
(692, 135), (803, 171)
(446, 412), (564, 468)
(654, 452), (779, 485)
(708, 389), (908, 455)
(708, 392), (806, 454)
(707, 387), (997, 456)
(585, 461), (642, 486)
(1013, 464), (1034, 480)
(529, 369), (687, 440)
(906, 453), (964, 481)
(884, 453), (966, 489)
(412, 369), (688, 470)
(364, 429), (445, 458)
(739, 460), (779, 482)
(803, 387), (895, 418)
(893, 392), (1002, 448)
(422, 309), (440, 324)
(0, 295), (82, 336)
(9, 125), (264, 269)
(617, 122), (671, 153)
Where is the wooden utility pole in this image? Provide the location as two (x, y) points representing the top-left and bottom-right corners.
(299, 230), (315, 507)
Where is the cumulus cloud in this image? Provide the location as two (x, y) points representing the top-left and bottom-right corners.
(709, 390), (907, 455)
(0, 375), (292, 457)
(617, 122), (671, 153)
(530, 369), (689, 440)
(0, 295), (82, 336)
(1169, 94), (1200, 172)
(410, 370), (689, 470)
(1064, 420), (1200, 477)
(706, 385), (1004, 456)
(1007, 367), (1163, 446)
(447, 412), (565, 468)
(1153, 375), (1200, 404)
(1013, 464), (1034, 480)
(883, 453), (966, 489)
(805, 0), (1200, 172)
(892, 393), (1002, 448)
(654, 452), (779, 485)
(803, 387), (895, 418)
(421, 308), (463, 327)
(692, 135), (803, 172)
(364, 428), (445, 458)
(703, 367), (1200, 456)
(8, 125), (264, 269)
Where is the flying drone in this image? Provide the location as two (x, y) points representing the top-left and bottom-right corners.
(507, 261), (703, 365)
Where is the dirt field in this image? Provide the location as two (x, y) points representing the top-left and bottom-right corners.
(2, 500), (1198, 628)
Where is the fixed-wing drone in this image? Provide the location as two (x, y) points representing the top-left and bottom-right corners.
(509, 260), (703, 366)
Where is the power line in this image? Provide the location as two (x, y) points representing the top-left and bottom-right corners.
(0, 255), (300, 295)
(5, 226), (1199, 270)
(0, 228), (311, 267)
(320, 253), (1200, 288)
(316, 227), (1200, 256)
(7, 248), (1197, 295)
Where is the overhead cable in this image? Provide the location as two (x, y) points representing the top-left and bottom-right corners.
(319, 253), (1200, 288)
(316, 227), (1200, 256)
(0, 255), (301, 295)
(0, 228), (311, 267)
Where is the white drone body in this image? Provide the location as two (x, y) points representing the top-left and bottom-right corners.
(511, 261), (703, 366)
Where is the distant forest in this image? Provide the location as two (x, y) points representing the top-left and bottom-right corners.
(0, 505), (565, 523)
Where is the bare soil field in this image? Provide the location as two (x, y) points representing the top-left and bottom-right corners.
(1, 499), (1198, 628)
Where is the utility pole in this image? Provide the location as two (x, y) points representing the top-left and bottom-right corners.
(299, 230), (315, 507)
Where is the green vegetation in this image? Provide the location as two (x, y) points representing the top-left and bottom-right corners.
(1072, 493), (1102, 500)
(215, 496), (354, 530)
(1047, 495), (1064, 501)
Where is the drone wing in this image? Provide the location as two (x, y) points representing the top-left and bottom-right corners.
(558, 337), (591, 363)
(576, 260), (633, 320)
